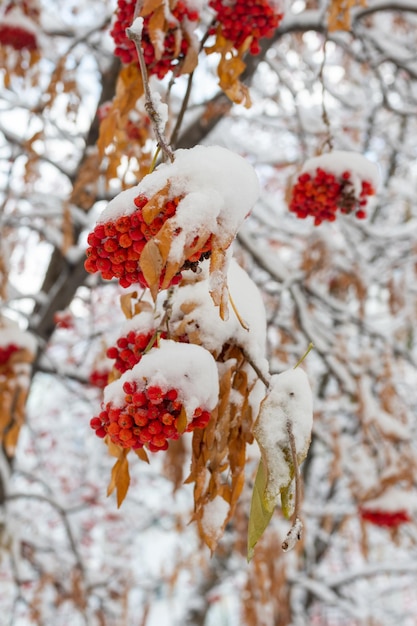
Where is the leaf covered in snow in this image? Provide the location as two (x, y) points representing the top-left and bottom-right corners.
(248, 368), (313, 559)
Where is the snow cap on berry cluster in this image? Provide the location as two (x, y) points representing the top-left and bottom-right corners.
(361, 486), (417, 517)
(97, 145), (259, 314)
(99, 145), (259, 252)
(104, 339), (219, 418)
(117, 308), (161, 339)
(301, 151), (379, 200)
(0, 7), (40, 50)
(0, 317), (37, 354)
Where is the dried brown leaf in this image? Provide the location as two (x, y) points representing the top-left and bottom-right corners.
(328, 0), (367, 32)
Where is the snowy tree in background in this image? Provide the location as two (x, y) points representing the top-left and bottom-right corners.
(1, 0), (417, 624)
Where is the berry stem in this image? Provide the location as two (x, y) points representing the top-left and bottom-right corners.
(126, 21), (174, 163)
(318, 39), (333, 153)
(228, 286), (249, 331)
(149, 145), (161, 173)
(293, 342), (314, 369)
(241, 347), (271, 389)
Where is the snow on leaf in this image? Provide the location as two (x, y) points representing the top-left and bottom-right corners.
(247, 459), (274, 561)
(252, 369), (313, 515)
(198, 495), (230, 553)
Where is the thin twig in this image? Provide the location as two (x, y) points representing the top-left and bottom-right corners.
(318, 38), (333, 152)
(228, 287), (249, 331)
(7, 492), (85, 574)
(126, 20), (174, 163)
(241, 348), (271, 388)
(170, 70), (195, 149)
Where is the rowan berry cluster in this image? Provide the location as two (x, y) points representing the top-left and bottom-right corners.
(89, 369), (110, 389)
(84, 193), (212, 289)
(0, 343), (19, 365)
(85, 194), (180, 289)
(106, 328), (168, 374)
(360, 508), (410, 528)
(209, 0), (283, 55)
(110, 0), (199, 78)
(0, 23), (37, 49)
(90, 380), (211, 453)
(289, 168), (375, 226)
(0, 0), (39, 50)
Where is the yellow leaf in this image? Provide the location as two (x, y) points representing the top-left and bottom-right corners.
(139, 239), (164, 300)
(107, 450), (130, 508)
(280, 480), (295, 519)
(247, 459), (274, 561)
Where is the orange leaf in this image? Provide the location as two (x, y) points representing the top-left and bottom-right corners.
(327, 0), (367, 32)
(139, 239), (164, 300)
(148, 5), (166, 60)
(141, 0), (165, 17)
(134, 447), (150, 463)
(209, 246), (229, 319)
(107, 450), (130, 508)
(4, 422), (20, 457)
(97, 113), (117, 157)
(180, 38), (199, 75)
(142, 183), (171, 224)
(176, 405), (188, 434)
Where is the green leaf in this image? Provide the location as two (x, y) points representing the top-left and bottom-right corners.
(280, 478), (295, 520)
(247, 459), (274, 562)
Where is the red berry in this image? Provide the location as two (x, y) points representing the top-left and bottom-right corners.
(90, 417), (102, 430)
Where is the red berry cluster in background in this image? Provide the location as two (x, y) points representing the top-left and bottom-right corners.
(0, 343), (19, 365)
(106, 328), (168, 373)
(0, 23), (37, 50)
(209, 0), (283, 55)
(0, 0), (39, 50)
(84, 193), (212, 289)
(90, 380), (211, 452)
(360, 508), (411, 528)
(110, 0), (199, 78)
(289, 168), (375, 226)
(89, 369), (111, 389)
(53, 310), (74, 330)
